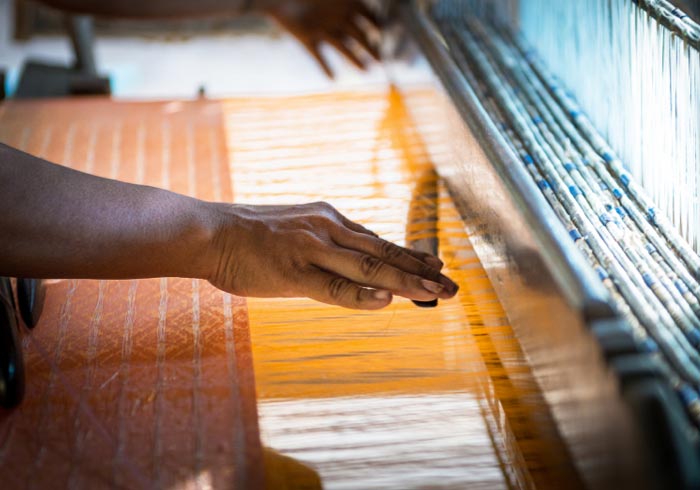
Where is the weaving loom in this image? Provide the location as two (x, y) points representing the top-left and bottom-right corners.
(1, 0), (700, 489)
(390, 0), (700, 488)
(0, 89), (575, 490)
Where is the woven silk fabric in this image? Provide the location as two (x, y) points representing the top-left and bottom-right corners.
(0, 90), (579, 489)
(0, 100), (263, 489)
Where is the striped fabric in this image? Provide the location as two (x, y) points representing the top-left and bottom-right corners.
(0, 100), (263, 489)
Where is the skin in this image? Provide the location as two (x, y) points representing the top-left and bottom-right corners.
(36, 0), (381, 78)
(261, 0), (381, 78)
(6, 1), (457, 308)
(0, 144), (458, 310)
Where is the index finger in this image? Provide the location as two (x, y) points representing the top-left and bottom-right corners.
(302, 38), (334, 79)
(339, 217), (443, 268)
(332, 228), (457, 293)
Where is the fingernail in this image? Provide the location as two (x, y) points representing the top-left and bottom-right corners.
(421, 279), (444, 295)
(440, 277), (459, 294)
(426, 256), (443, 269)
(373, 290), (391, 301)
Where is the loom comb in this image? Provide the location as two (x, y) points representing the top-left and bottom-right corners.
(389, 0), (700, 487)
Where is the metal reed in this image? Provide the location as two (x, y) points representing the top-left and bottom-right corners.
(430, 2), (700, 426)
(520, 0), (700, 252)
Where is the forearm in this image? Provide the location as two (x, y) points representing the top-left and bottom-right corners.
(0, 144), (457, 310)
(0, 143), (215, 280)
(35, 0), (277, 19)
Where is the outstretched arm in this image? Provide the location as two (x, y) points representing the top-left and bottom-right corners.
(0, 143), (457, 310)
(35, 0), (381, 78)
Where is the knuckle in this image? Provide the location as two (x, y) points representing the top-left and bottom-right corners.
(295, 229), (318, 247)
(378, 240), (403, 260)
(322, 202), (343, 219)
(311, 214), (335, 229)
(353, 287), (366, 307)
(291, 232), (326, 261)
(417, 262), (439, 279)
(313, 200), (333, 212)
(328, 277), (351, 301)
(308, 203), (342, 227)
(396, 270), (416, 289)
(287, 252), (310, 274)
(359, 254), (384, 279)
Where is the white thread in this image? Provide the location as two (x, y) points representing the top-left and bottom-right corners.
(520, 0), (700, 252)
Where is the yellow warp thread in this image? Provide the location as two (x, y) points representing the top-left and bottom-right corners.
(223, 87), (580, 489)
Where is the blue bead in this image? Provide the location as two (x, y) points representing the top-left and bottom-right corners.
(642, 272), (655, 286)
(615, 207), (627, 217)
(595, 267), (608, 281)
(641, 338), (658, 353)
(603, 152), (614, 163)
(568, 185), (581, 197)
(537, 179), (550, 190)
(522, 154), (534, 164)
(612, 189), (623, 199)
(689, 329), (700, 347)
(569, 229), (582, 241)
(679, 386), (699, 404)
(620, 174), (630, 186)
(563, 162), (575, 172)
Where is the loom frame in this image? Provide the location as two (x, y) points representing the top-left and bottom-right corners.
(388, 1), (700, 488)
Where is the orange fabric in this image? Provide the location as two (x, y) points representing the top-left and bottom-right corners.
(0, 89), (579, 489)
(222, 88), (578, 489)
(0, 100), (263, 489)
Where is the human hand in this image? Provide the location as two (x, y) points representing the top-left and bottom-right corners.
(205, 202), (458, 309)
(258, 0), (381, 78)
